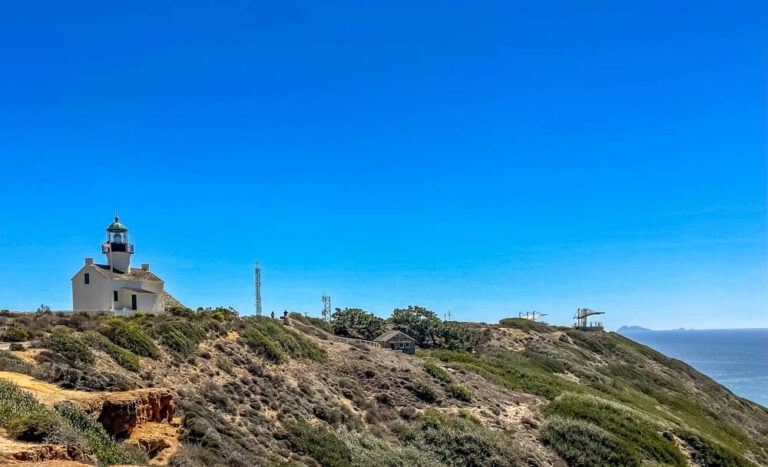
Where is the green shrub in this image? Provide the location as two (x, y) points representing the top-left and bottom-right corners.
(432, 348), (575, 400)
(541, 416), (637, 466)
(0, 350), (32, 374)
(100, 319), (159, 358)
(286, 420), (352, 467)
(9, 343), (23, 351)
(449, 384), (472, 402)
(676, 431), (752, 467)
(50, 366), (136, 392)
(544, 392), (685, 466)
(397, 409), (520, 466)
(410, 382), (438, 403)
(3, 324), (31, 342)
(42, 330), (94, 365)
(342, 432), (443, 467)
(81, 331), (140, 372)
(6, 411), (61, 442)
(241, 317), (326, 363)
(0, 380), (68, 443)
(159, 321), (207, 359)
(424, 362), (452, 383)
(242, 326), (285, 363)
(215, 355), (233, 374)
(498, 317), (551, 333)
(55, 402), (143, 465)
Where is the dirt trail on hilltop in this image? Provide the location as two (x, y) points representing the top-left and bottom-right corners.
(0, 371), (104, 409)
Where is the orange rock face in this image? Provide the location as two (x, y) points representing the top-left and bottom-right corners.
(10, 445), (77, 462)
(97, 389), (174, 438)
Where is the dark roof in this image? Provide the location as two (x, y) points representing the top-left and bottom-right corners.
(373, 330), (416, 342)
(121, 287), (156, 294)
(92, 264), (163, 282)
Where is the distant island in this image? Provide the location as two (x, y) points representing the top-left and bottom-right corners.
(616, 325), (653, 332)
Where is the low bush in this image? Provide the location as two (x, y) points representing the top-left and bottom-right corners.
(6, 411), (61, 442)
(216, 355), (233, 374)
(82, 331), (140, 372)
(0, 380), (69, 443)
(0, 350), (33, 374)
(342, 431), (443, 467)
(498, 317), (551, 333)
(541, 416), (636, 466)
(242, 327), (285, 363)
(397, 409), (520, 466)
(100, 319), (160, 358)
(158, 321), (207, 359)
(56, 402), (145, 465)
(286, 420), (352, 467)
(676, 431), (752, 467)
(432, 348), (575, 400)
(42, 330), (94, 365)
(410, 381), (438, 403)
(179, 395), (268, 465)
(544, 392), (685, 466)
(424, 362), (452, 383)
(9, 343), (23, 351)
(48, 365), (136, 392)
(3, 324), (31, 342)
(241, 317), (326, 363)
(449, 384), (472, 402)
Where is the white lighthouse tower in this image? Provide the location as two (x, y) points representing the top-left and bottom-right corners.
(102, 216), (134, 273)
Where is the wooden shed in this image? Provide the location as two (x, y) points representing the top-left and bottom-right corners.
(374, 330), (417, 354)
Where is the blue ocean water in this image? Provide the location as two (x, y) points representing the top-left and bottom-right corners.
(617, 328), (768, 407)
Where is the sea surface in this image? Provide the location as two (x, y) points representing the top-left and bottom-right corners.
(617, 328), (768, 407)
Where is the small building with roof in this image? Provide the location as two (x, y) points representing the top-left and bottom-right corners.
(71, 216), (179, 315)
(374, 330), (417, 354)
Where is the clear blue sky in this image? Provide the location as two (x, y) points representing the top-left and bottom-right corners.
(0, 1), (765, 329)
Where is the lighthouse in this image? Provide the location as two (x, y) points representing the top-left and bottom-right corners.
(71, 215), (183, 315)
(102, 216), (134, 273)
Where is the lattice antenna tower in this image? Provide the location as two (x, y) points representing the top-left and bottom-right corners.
(322, 295), (331, 321)
(254, 262), (262, 316)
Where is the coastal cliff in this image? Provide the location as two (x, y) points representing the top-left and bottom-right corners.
(0, 310), (765, 466)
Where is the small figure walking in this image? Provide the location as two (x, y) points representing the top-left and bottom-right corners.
(270, 310), (275, 319)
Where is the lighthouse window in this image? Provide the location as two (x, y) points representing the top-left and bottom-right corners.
(113, 291), (118, 302)
(84, 273), (90, 285)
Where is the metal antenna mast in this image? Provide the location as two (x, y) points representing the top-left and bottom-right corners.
(321, 295), (331, 321)
(254, 263), (262, 316)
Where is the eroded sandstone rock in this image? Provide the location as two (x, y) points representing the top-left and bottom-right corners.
(97, 388), (174, 438)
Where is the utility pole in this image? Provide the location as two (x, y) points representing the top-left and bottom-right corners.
(254, 263), (262, 317)
(322, 295), (331, 321)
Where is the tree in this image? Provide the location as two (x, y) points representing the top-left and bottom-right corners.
(331, 308), (385, 340)
(390, 306), (442, 347)
(438, 321), (486, 352)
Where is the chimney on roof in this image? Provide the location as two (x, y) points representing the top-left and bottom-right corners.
(85, 258), (94, 266)
(141, 264), (150, 271)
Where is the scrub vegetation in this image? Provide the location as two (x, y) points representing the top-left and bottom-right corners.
(0, 308), (764, 466)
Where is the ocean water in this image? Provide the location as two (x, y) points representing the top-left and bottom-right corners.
(617, 328), (768, 407)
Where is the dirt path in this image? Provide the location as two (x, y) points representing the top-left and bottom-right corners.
(0, 372), (103, 409)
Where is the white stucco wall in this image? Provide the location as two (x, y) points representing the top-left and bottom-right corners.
(72, 267), (112, 311)
(72, 263), (165, 314)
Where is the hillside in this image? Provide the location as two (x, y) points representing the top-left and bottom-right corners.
(0, 310), (765, 466)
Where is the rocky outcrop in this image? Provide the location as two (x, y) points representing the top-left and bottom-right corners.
(97, 388), (174, 438)
(127, 421), (180, 465)
(6, 445), (84, 463)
